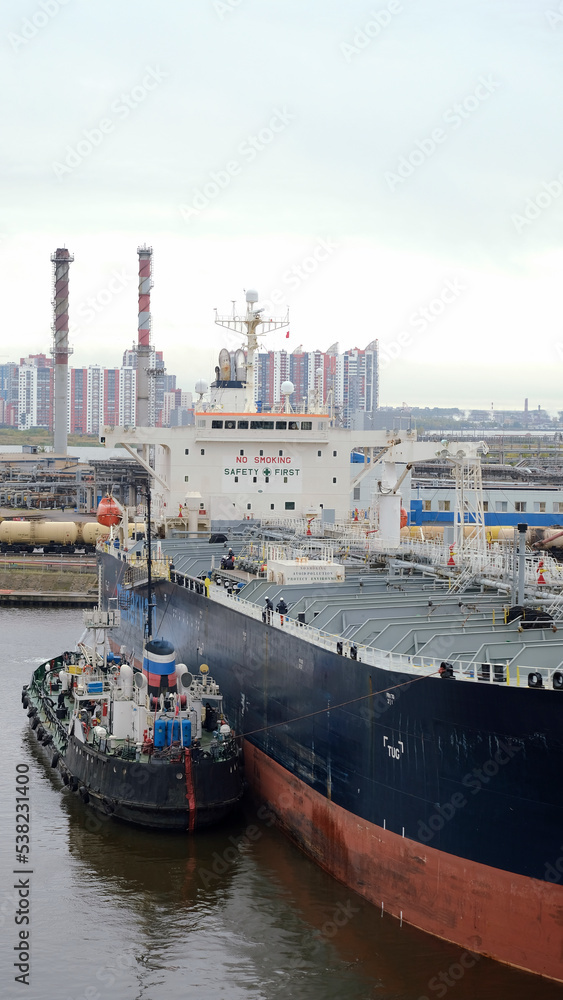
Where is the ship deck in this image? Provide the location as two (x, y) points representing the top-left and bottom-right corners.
(106, 536), (563, 691)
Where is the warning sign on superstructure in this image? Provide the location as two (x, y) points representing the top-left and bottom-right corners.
(267, 559), (345, 585)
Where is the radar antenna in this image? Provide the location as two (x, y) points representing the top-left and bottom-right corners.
(214, 289), (289, 413)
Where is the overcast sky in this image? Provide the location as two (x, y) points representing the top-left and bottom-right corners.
(3, 0), (563, 412)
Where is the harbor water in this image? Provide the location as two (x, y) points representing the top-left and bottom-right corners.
(1, 608), (561, 1000)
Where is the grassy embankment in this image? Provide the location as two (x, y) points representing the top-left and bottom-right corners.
(0, 429), (99, 448)
(0, 563), (97, 593)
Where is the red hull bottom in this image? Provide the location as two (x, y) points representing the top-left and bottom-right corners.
(244, 741), (563, 982)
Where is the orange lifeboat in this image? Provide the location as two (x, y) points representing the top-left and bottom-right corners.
(400, 507), (408, 528)
(97, 495), (123, 527)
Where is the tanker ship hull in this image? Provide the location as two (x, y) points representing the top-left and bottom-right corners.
(101, 552), (563, 981)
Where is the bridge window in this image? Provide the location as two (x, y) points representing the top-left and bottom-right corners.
(301, 421), (312, 430)
(225, 420), (236, 429)
(276, 421), (287, 430)
(184, 448), (189, 455)
(285, 502), (295, 510)
(237, 421), (249, 429)
(211, 420), (223, 429)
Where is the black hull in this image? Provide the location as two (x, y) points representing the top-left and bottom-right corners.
(99, 552), (563, 979)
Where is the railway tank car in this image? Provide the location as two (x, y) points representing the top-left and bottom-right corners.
(0, 519), (111, 554)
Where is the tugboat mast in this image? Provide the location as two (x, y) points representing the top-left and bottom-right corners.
(214, 289), (289, 413)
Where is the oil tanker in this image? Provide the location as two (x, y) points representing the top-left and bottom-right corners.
(97, 291), (563, 981)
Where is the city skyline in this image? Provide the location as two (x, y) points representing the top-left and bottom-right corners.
(3, 2), (562, 413)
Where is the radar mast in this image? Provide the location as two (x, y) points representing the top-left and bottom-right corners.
(214, 290), (289, 413)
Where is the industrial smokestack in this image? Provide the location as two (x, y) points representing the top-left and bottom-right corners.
(136, 245), (153, 426)
(51, 247), (74, 454)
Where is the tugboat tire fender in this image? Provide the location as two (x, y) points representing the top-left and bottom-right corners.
(79, 786), (89, 804)
(27, 706), (37, 717)
(51, 751), (60, 768)
(36, 726), (45, 741)
(22, 695), (29, 708)
(69, 776), (79, 792)
(31, 716), (39, 730)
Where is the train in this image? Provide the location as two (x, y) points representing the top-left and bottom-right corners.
(400, 523), (563, 551)
(0, 520), (111, 554)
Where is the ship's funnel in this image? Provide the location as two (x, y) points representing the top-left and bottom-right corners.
(143, 638), (176, 697)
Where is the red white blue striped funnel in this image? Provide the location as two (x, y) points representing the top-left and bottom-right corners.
(143, 639), (176, 696)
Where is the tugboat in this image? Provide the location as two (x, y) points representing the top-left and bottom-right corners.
(21, 490), (243, 831)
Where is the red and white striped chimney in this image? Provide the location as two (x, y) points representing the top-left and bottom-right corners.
(136, 245), (153, 426)
(51, 247), (74, 454)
